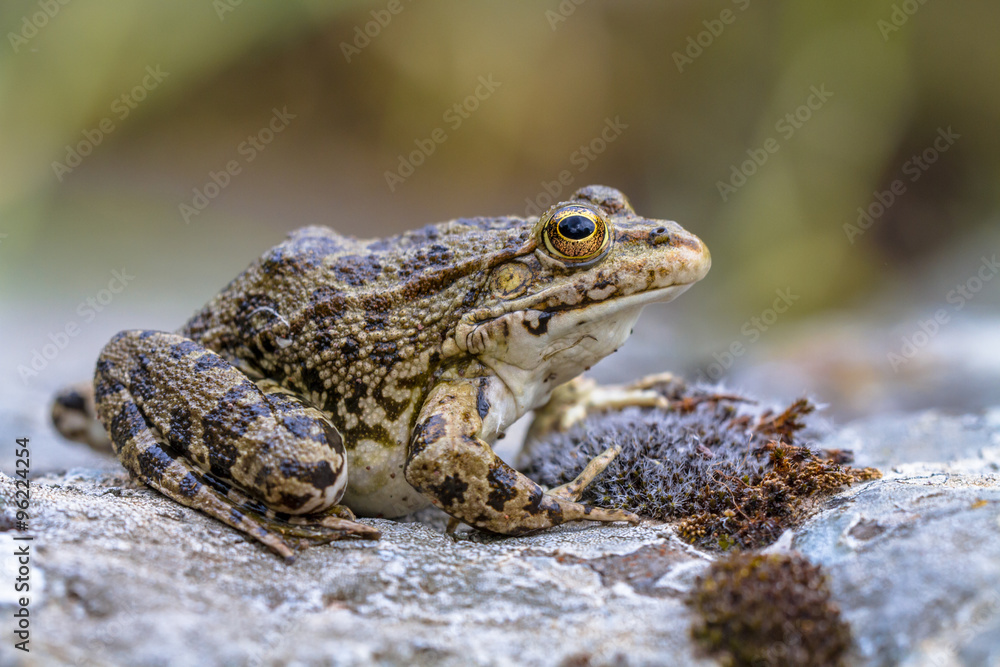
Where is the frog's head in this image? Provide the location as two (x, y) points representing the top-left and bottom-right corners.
(453, 185), (710, 412)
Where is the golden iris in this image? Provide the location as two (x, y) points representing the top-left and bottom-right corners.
(540, 204), (611, 263)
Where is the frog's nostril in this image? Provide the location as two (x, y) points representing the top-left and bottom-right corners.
(650, 227), (671, 245)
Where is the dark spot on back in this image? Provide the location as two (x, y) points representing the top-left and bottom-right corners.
(262, 234), (343, 275)
(333, 254), (383, 287)
(170, 340), (202, 359)
(309, 286), (348, 316)
(94, 378), (123, 402)
(339, 337), (360, 362)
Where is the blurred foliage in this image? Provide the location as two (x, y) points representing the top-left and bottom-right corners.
(1, 0), (998, 322)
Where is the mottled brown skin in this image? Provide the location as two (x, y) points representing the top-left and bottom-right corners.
(59, 185), (711, 560)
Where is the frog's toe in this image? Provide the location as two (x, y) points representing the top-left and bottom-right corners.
(547, 445), (621, 502)
(317, 515), (380, 539)
(320, 503), (358, 521)
(526, 376), (670, 443)
(574, 503), (640, 526)
(271, 514), (381, 545)
(541, 495), (640, 527)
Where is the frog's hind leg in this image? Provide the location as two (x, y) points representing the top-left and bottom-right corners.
(103, 409), (302, 560)
(94, 330), (379, 560)
(51, 381), (113, 453)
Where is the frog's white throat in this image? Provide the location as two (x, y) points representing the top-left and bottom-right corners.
(479, 283), (693, 418)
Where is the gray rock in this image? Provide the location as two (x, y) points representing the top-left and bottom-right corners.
(2, 405), (999, 666)
(820, 407), (1000, 470)
(789, 464), (1000, 666)
(0, 470), (716, 667)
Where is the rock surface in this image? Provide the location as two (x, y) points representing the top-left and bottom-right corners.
(0, 471), (715, 667)
(1, 408), (999, 666)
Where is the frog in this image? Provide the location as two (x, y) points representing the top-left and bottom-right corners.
(52, 185), (711, 561)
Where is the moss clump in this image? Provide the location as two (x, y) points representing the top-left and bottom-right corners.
(523, 378), (880, 551)
(688, 552), (851, 667)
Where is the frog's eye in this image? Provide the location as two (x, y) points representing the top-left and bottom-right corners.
(539, 204), (612, 265)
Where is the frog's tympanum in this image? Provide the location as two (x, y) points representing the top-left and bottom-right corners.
(52, 186), (710, 560)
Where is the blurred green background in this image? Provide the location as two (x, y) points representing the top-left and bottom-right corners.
(2, 0), (999, 431)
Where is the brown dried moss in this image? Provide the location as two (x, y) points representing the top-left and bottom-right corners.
(688, 552), (851, 667)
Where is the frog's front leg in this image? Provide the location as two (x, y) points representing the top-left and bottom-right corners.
(94, 330), (379, 560)
(525, 374), (673, 444)
(404, 378), (638, 535)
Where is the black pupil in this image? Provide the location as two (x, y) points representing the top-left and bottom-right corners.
(558, 215), (595, 240)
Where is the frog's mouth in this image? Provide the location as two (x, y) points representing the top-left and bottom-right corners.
(512, 277), (698, 321)
(571, 281), (695, 313)
(515, 281), (696, 338)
